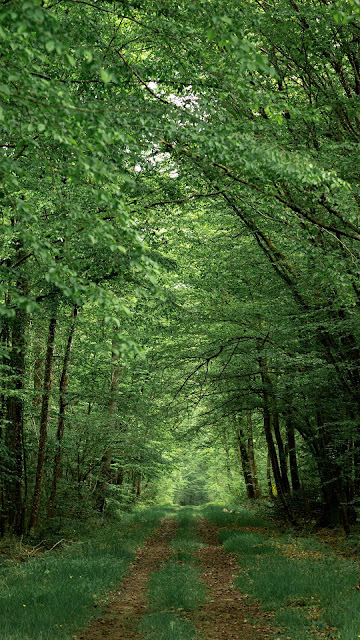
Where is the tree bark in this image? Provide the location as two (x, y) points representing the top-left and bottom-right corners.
(235, 422), (256, 499)
(247, 411), (260, 498)
(48, 305), (78, 519)
(96, 333), (120, 512)
(315, 413), (350, 535)
(267, 450), (273, 497)
(29, 312), (57, 534)
(287, 416), (300, 492)
(258, 351), (297, 524)
(273, 413), (291, 494)
(3, 283), (27, 536)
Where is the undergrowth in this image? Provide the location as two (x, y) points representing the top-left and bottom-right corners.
(201, 503), (268, 528)
(0, 506), (168, 640)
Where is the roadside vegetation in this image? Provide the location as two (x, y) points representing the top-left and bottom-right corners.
(204, 505), (360, 639)
(0, 507), (168, 640)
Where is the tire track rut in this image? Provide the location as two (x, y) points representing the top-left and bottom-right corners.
(76, 517), (178, 640)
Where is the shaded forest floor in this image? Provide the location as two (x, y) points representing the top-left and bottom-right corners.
(1, 505), (360, 639)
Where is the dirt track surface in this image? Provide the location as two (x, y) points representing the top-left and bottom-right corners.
(194, 519), (273, 640)
(76, 516), (274, 640)
(75, 518), (178, 640)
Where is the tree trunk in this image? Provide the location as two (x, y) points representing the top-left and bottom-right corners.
(28, 313), (57, 534)
(136, 473), (142, 497)
(259, 351), (297, 524)
(315, 413), (350, 535)
(96, 334), (120, 512)
(273, 413), (291, 494)
(235, 423), (256, 499)
(0, 317), (9, 538)
(287, 416), (300, 492)
(48, 305), (78, 519)
(3, 284), (27, 535)
(247, 411), (260, 498)
(33, 357), (44, 411)
(267, 450), (273, 497)
(223, 427), (234, 493)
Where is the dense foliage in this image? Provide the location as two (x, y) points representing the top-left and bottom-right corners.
(1, 0), (360, 536)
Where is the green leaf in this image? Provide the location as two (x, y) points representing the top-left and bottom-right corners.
(45, 40), (55, 52)
(0, 84), (11, 95)
(100, 69), (112, 83)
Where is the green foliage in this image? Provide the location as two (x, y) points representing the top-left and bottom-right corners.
(2, 0), (360, 548)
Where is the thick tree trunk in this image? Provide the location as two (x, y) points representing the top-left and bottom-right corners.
(48, 305), (78, 519)
(236, 424), (256, 499)
(29, 313), (57, 534)
(2, 298), (27, 535)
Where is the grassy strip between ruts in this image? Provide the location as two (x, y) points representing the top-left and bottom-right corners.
(0, 505), (173, 640)
(139, 507), (207, 640)
(202, 504), (360, 640)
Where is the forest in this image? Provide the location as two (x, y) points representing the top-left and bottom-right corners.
(1, 0), (360, 639)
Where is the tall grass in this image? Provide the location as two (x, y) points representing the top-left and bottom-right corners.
(205, 505), (360, 639)
(147, 563), (207, 612)
(201, 503), (268, 528)
(221, 530), (272, 555)
(170, 508), (204, 554)
(0, 506), (168, 640)
(140, 507), (206, 640)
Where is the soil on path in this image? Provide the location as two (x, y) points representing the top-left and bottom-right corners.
(194, 518), (274, 640)
(76, 515), (274, 640)
(75, 517), (178, 640)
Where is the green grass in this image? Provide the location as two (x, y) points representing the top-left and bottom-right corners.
(220, 530), (272, 555)
(147, 562), (207, 612)
(0, 506), (169, 640)
(139, 612), (200, 640)
(170, 507), (204, 554)
(171, 550), (197, 564)
(170, 538), (204, 553)
(236, 551), (360, 638)
(201, 503), (268, 528)
(204, 501), (360, 639)
(140, 508), (206, 639)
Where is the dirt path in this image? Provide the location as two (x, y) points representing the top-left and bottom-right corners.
(75, 515), (274, 640)
(194, 519), (274, 640)
(75, 517), (178, 640)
